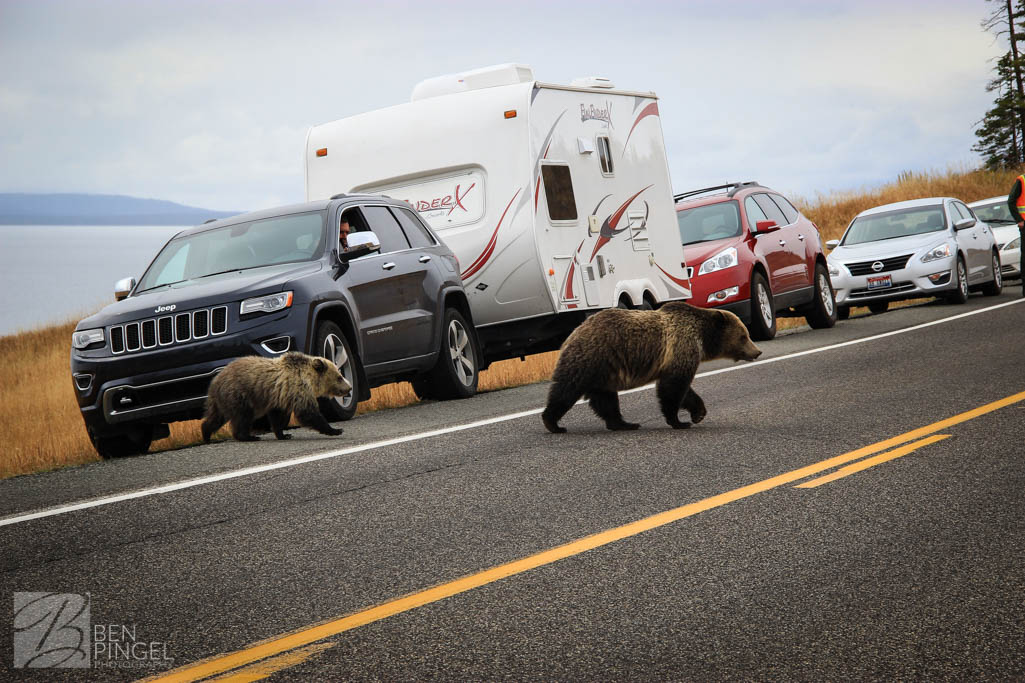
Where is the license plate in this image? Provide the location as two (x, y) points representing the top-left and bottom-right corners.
(867, 274), (892, 290)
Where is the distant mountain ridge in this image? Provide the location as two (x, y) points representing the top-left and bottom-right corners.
(0, 193), (241, 225)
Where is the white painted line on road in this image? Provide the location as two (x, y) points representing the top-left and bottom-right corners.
(3, 298), (1022, 528)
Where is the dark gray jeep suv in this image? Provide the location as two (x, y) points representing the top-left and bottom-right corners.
(71, 194), (480, 458)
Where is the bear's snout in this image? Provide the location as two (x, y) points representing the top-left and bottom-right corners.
(331, 373), (353, 397)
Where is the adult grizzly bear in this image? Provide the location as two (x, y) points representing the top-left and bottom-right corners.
(541, 302), (762, 433)
(202, 352), (351, 442)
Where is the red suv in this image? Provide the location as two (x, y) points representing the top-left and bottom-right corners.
(674, 182), (836, 340)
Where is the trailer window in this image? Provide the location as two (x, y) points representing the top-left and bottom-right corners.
(597, 136), (614, 176)
(541, 163), (578, 222)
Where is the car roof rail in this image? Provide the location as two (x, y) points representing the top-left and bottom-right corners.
(330, 193), (349, 200)
(203, 218), (218, 224)
(674, 181), (760, 202)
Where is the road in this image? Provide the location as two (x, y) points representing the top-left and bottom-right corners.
(2, 292), (1024, 681)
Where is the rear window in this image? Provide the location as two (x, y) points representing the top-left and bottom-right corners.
(972, 201), (1016, 224)
(676, 201), (741, 245)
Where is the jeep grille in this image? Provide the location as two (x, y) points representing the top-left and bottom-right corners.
(110, 305), (228, 355)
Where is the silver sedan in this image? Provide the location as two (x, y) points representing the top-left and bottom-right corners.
(826, 197), (1003, 317)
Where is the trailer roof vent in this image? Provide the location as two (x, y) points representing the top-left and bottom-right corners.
(570, 76), (615, 89)
(411, 63), (535, 101)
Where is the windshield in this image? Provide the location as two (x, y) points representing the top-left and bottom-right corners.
(972, 201), (1016, 224)
(677, 201), (742, 246)
(136, 211), (326, 292)
(843, 206), (946, 246)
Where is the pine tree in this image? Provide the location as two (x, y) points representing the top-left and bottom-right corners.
(974, 0), (1025, 168)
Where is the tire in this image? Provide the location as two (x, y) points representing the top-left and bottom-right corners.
(946, 255), (969, 304)
(420, 308), (480, 400)
(617, 297), (632, 309)
(868, 300), (889, 314)
(804, 263), (838, 329)
(982, 251), (1003, 296)
(838, 306), (851, 321)
(90, 427), (153, 459)
(748, 272), (776, 341)
(315, 321), (359, 421)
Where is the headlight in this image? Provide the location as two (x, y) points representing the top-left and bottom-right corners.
(240, 291), (294, 316)
(921, 243), (952, 263)
(1003, 237), (1021, 251)
(697, 247), (738, 275)
(72, 328), (105, 350)
(827, 262), (841, 278)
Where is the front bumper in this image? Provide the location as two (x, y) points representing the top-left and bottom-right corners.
(829, 257), (956, 306)
(71, 308), (305, 437)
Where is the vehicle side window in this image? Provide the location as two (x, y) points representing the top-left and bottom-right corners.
(596, 135), (614, 176)
(391, 207), (436, 249)
(752, 194), (787, 226)
(770, 194), (800, 224)
(540, 163), (578, 221)
(744, 196), (768, 231)
(953, 202), (973, 221)
(361, 206), (411, 253)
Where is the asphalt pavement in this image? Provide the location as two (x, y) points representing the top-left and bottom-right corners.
(2, 290), (1024, 681)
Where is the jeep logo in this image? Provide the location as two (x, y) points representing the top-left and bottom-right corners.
(154, 304), (177, 314)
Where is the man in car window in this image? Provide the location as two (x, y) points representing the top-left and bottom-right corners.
(1007, 175), (1025, 295)
(339, 217), (351, 252)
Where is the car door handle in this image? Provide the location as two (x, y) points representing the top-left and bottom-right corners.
(419, 255), (432, 263)
(797, 233), (805, 241)
(778, 239), (787, 247)
(382, 262), (396, 270)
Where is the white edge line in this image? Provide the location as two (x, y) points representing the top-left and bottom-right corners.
(3, 298), (1022, 528)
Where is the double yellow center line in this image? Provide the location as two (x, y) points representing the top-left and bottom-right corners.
(145, 389), (1025, 683)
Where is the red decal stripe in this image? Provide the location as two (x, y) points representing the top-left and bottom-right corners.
(564, 262), (576, 299)
(654, 261), (690, 287)
(461, 189), (521, 280)
(624, 102), (660, 150)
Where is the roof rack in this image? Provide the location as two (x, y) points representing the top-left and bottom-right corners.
(674, 181), (760, 202)
(203, 218), (218, 224)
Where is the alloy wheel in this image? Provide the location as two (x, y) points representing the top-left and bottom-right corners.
(448, 319), (475, 387)
(323, 333), (354, 411)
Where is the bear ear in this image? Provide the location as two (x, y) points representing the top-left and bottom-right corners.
(312, 358), (326, 373)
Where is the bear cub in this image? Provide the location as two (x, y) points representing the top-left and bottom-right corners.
(542, 302), (762, 433)
(202, 351), (351, 443)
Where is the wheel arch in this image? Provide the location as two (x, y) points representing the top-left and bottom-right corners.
(309, 301), (370, 401)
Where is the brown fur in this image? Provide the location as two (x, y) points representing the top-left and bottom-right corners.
(201, 352), (351, 442)
(541, 302), (762, 433)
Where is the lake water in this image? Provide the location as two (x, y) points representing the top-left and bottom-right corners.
(0, 225), (187, 336)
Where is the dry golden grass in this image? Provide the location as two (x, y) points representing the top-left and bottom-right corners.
(794, 166), (1020, 243)
(2, 167), (1012, 479)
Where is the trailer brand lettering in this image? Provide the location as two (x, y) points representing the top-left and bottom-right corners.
(407, 183), (476, 216)
(580, 102), (613, 127)
(154, 305), (176, 314)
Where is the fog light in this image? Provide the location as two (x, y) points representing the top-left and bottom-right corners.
(707, 286), (739, 303)
(927, 271), (951, 285)
(73, 373), (93, 392)
(260, 336), (291, 354)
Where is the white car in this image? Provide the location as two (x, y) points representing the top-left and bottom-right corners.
(826, 197), (1003, 317)
(967, 195), (1021, 280)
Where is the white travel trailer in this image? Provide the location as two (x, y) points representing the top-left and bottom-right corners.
(305, 64), (690, 363)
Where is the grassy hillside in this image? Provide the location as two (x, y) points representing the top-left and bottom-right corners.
(1, 168), (1017, 479)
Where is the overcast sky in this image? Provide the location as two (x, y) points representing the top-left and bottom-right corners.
(0, 0), (1005, 212)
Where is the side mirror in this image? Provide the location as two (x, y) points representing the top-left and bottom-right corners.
(825, 239), (840, 249)
(114, 277), (136, 301)
(340, 230), (382, 260)
(953, 217), (976, 231)
(755, 220), (779, 233)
